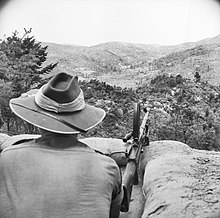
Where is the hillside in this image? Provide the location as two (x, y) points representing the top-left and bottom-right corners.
(75, 72), (220, 152)
(42, 34), (220, 87)
(150, 35), (220, 85)
(42, 41), (163, 74)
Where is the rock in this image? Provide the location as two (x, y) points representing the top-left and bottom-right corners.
(115, 108), (124, 118)
(95, 99), (105, 107)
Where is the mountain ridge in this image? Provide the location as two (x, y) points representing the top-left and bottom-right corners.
(42, 34), (220, 87)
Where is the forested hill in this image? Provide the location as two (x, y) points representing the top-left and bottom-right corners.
(42, 34), (220, 87)
(79, 73), (220, 152)
(150, 35), (220, 85)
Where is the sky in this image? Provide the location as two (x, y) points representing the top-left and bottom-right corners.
(0, 0), (220, 46)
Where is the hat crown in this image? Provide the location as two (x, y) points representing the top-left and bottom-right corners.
(42, 73), (80, 104)
(9, 72), (106, 134)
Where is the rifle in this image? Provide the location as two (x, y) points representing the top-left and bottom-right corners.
(120, 102), (150, 212)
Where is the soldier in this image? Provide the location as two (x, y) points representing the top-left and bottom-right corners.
(0, 72), (123, 218)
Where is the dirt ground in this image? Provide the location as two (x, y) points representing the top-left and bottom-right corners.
(120, 180), (145, 218)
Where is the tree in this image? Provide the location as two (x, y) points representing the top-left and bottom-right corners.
(0, 28), (58, 133)
(137, 73), (220, 151)
(194, 71), (201, 83)
(0, 28), (57, 94)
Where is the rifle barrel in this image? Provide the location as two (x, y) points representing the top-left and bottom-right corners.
(120, 104), (150, 212)
(139, 108), (150, 141)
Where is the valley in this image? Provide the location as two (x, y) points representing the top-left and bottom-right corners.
(42, 34), (220, 88)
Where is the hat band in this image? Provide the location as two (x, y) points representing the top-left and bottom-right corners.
(35, 86), (85, 113)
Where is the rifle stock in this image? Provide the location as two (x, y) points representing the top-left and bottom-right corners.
(120, 161), (137, 212)
(120, 102), (150, 212)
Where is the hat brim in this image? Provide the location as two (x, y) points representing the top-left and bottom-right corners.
(10, 90), (106, 134)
